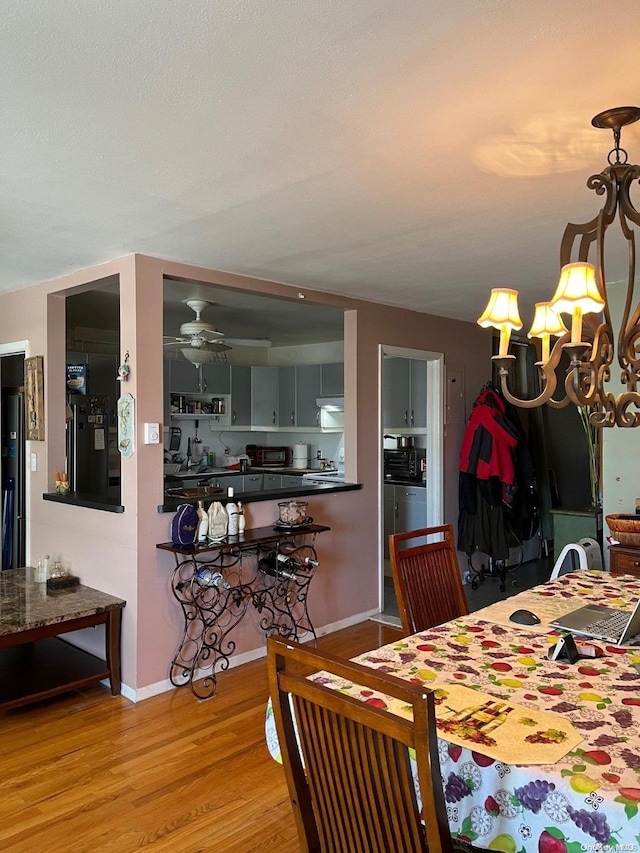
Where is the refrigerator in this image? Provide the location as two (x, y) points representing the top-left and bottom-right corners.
(2, 391), (26, 570)
(67, 395), (110, 497)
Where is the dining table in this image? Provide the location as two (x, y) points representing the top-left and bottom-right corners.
(265, 570), (640, 852)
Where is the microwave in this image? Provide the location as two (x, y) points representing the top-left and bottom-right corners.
(383, 448), (426, 483)
(246, 444), (293, 468)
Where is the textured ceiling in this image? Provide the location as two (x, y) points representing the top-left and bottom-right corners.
(3, 0), (640, 332)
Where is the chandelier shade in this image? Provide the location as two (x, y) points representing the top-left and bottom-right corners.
(527, 302), (569, 364)
(477, 288), (523, 357)
(477, 105), (640, 428)
(550, 262), (605, 344)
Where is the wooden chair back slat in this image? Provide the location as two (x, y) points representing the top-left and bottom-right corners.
(389, 524), (469, 635)
(268, 637), (454, 853)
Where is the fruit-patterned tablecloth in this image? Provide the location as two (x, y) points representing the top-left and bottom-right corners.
(265, 571), (640, 852)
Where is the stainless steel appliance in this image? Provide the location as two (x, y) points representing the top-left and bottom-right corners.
(1, 391), (25, 569)
(246, 444), (292, 467)
(67, 395), (110, 497)
(384, 448), (426, 484)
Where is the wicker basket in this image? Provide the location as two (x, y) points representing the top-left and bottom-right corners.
(605, 514), (640, 547)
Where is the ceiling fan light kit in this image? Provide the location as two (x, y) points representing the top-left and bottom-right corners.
(478, 105), (640, 427)
(164, 299), (271, 367)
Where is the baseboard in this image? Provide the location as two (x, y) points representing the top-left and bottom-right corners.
(369, 613), (402, 628)
(124, 608), (381, 702)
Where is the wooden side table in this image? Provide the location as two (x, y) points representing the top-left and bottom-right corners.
(608, 544), (640, 579)
(0, 568), (125, 711)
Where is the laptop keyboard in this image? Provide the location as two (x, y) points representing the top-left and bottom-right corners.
(582, 611), (628, 639)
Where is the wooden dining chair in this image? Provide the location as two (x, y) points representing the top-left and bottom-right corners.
(267, 636), (454, 853)
(389, 524), (469, 635)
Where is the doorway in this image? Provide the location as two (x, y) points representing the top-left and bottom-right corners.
(0, 345), (28, 570)
(379, 346), (444, 619)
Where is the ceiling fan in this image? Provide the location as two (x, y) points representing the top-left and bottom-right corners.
(164, 299), (271, 365)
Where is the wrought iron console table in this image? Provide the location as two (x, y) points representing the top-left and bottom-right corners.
(156, 524), (329, 699)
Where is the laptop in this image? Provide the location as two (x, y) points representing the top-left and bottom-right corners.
(549, 598), (640, 646)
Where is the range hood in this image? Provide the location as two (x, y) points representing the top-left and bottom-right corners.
(316, 396), (344, 411)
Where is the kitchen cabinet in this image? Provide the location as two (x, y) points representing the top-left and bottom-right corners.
(279, 366), (296, 427)
(242, 473), (264, 492)
(263, 473), (282, 490)
(278, 364), (322, 429)
(251, 366), (279, 427)
(383, 357), (427, 429)
(281, 475), (305, 488)
(383, 483), (427, 557)
(230, 365), (251, 427)
(169, 360), (200, 394)
(201, 364), (231, 395)
(320, 362), (344, 396)
(169, 361), (230, 395)
(296, 364), (322, 427)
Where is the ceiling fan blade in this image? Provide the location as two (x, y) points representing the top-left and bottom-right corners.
(224, 338), (272, 348)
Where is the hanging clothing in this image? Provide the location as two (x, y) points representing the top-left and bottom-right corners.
(458, 386), (535, 561)
(459, 387), (519, 504)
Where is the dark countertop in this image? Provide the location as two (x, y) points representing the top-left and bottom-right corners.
(0, 568), (125, 636)
(158, 480), (361, 513)
(42, 492), (124, 513)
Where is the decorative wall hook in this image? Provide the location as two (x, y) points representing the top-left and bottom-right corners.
(117, 351), (130, 382)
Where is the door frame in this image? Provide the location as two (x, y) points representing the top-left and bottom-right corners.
(0, 341), (30, 569)
(378, 345), (444, 612)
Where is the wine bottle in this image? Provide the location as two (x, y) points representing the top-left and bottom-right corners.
(195, 568), (230, 589)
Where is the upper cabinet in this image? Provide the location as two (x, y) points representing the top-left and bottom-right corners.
(279, 364), (322, 428)
(296, 364), (322, 427)
(320, 362), (344, 396)
(166, 359), (343, 431)
(251, 366), (279, 427)
(168, 361), (231, 395)
(230, 365), (251, 428)
(384, 358), (427, 430)
(168, 359), (200, 394)
(278, 366), (296, 427)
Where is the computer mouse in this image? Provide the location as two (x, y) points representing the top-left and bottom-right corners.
(509, 609), (541, 626)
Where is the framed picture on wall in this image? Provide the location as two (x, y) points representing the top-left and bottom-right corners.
(25, 356), (45, 441)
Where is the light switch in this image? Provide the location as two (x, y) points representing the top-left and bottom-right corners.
(30, 452), (37, 472)
(143, 422), (160, 444)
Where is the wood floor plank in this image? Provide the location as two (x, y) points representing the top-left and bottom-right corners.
(0, 620), (401, 852)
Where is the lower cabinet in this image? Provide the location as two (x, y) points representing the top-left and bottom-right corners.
(281, 475), (305, 488)
(210, 473), (264, 493)
(263, 473), (282, 491)
(384, 483), (427, 558)
(243, 473), (264, 492)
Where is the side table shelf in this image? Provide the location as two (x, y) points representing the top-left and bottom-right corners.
(156, 524), (330, 700)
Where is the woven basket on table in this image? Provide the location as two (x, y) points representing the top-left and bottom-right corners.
(605, 514), (640, 547)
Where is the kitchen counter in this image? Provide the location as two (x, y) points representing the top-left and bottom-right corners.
(158, 480), (360, 513)
(165, 466), (336, 479)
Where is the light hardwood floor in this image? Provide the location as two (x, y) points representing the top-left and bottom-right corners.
(0, 621), (401, 853)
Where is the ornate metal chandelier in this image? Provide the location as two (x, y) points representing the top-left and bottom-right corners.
(477, 106), (640, 428)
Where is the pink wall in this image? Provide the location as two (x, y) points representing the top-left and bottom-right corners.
(0, 254), (490, 696)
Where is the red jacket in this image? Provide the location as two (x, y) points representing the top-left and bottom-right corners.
(459, 389), (519, 496)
